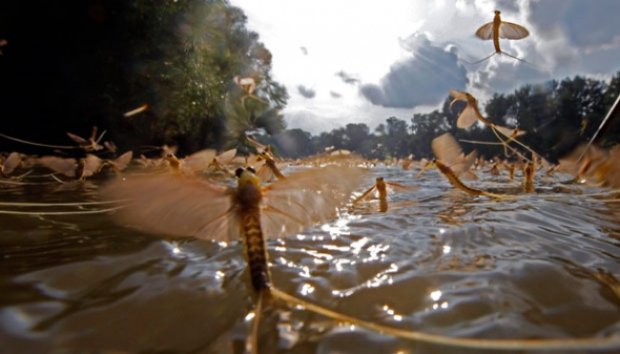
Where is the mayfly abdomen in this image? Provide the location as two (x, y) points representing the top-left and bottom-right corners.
(242, 210), (271, 291)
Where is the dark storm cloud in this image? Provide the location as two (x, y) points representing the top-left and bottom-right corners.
(335, 71), (360, 85)
(527, 0), (620, 47)
(359, 33), (468, 109)
(297, 85), (316, 98)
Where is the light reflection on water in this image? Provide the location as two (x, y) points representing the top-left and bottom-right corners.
(1, 166), (620, 353)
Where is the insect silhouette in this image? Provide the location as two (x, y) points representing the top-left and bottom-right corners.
(470, 10), (529, 64)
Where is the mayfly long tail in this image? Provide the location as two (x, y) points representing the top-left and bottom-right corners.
(242, 209), (271, 291)
(269, 286), (620, 351)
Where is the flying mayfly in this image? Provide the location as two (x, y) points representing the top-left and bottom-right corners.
(101, 165), (365, 291)
(449, 89), (535, 158)
(471, 10), (529, 64)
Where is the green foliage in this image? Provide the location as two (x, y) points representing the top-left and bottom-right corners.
(100, 0), (287, 153)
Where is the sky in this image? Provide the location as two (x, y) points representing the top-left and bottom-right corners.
(230, 0), (620, 134)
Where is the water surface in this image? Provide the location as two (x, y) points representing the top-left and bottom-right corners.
(1, 166), (620, 353)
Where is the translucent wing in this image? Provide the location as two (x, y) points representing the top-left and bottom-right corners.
(81, 154), (103, 178)
(452, 150), (478, 176)
(38, 156), (77, 177)
(217, 149), (237, 165)
(432, 132), (463, 166)
(2, 152), (21, 176)
(182, 149), (216, 173)
(475, 22), (494, 40)
(100, 174), (236, 242)
(456, 105), (479, 129)
(66, 132), (88, 145)
(260, 166), (366, 239)
(499, 22), (529, 39)
(111, 151), (133, 171)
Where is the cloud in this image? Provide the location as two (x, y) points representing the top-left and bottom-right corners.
(359, 33), (468, 109)
(335, 71), (360, 85)
(300, 46), (308, 55)
(330, 91), (342, 98)
(527, 0), (620, 48)
(297, 85), (316, 98)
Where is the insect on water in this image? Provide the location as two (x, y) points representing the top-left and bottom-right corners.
(100, 164), (366, 291)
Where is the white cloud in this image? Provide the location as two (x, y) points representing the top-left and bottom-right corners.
(231, 0), (620, 134)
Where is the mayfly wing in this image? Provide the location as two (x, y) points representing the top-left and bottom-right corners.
(183, 149), (217, 173)
(38, 156), (78, 177)
(2, 152), (22, 176)
(81, 154), (103, 178)
(112, 151), (133, 171)
(499, 22), (529, 39)
(100, 174), (237, 242)
(217, 148), (237, 165)
(475, 22), (494, 40)
(456, 105), (479, 129)
(260, 166), (366, 239)
(66, 132), (88, 145)
(353, 185), (377, 203)
(257, 164), (276, 183)
(432, 132), (464, 166)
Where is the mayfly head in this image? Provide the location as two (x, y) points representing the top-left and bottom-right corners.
(236, 166), (261, 188)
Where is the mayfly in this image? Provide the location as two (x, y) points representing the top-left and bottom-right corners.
(100, 165), (365, 291)
(38, 154), (103, 180)
(523, 160), (535, 193)
(471, 10), (529, 64)
(354, 177), (416, 212)
(234, 76), (265, 106)
(123, 103), (149, 118)
(449, 90), (533, 158)
(430, 132), (479, 180)
(104, 151), (133, 173)
(66, 126), (105, 152)
(1, 152), (22, 178)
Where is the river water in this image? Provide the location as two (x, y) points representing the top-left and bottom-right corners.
(1, 165), (619, 353)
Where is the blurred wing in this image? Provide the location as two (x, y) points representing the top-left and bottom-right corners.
(499, 22), (529, 39)
(257, 164), (276, 183)
(2, 152), (21, 176)
(475, 22), (494, 40)
(112, 151), (133, 171)
(432, 132), (463, 166)
(66, 132), (88, 145)
(452, 150), (478, 175)
(456, 106), (479, 129)
(459, 171), (479, 181)
(81, 154), (103, 178)
(38, 156), (77, 177)
(183, 149), (216, 173)
(216, 149), (237, 165)
(100, 174), (236, 242)
(385, 182), (418, 192)
(261, 166), (366, 239)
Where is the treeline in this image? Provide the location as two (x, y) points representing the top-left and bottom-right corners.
(0, 0), (286, 155)
(259, 72), (620, 162)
